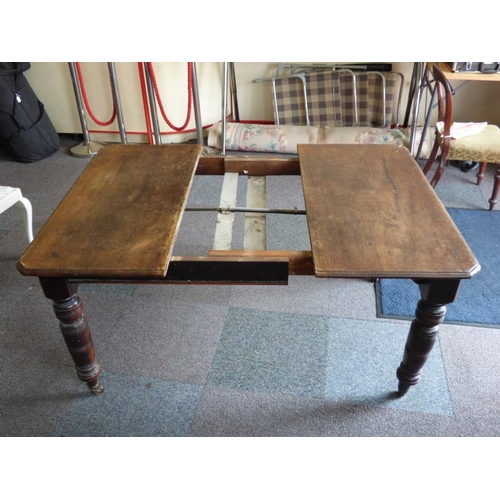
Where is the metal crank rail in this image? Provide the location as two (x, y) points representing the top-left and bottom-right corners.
(16, 144), (479, 400)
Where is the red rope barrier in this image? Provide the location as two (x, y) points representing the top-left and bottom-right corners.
(75, 62), (117, 127)
(147, 62), (193, 131)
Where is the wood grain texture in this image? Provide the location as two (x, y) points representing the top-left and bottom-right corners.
(298, 144), (480, 279)
(17, 144), (202, 278)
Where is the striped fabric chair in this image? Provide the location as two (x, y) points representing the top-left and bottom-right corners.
(271, 70), (398, 128)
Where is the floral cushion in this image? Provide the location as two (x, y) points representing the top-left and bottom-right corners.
(208, 122), (432, 159)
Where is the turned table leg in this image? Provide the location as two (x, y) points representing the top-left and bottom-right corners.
(39, 277), (103, 394)
(396, 279), (461, 396)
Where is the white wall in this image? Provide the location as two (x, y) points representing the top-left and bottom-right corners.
(24, 62), (500, 144)
(25, 62), (225, 143)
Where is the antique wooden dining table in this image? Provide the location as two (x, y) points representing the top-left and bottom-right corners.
(16, 143), (480, 397)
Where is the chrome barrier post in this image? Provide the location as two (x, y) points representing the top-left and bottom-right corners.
(107, 62), (127, 144)
(221, 62), (228, 156)
(144, 63), (162, 145)
(68, 62), (105, 158)
(191, 63), (204, 145)
(229, 62), (240, 122)
(409, 62), (425, 156)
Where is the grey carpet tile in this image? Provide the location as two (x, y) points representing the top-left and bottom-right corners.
(94, 295), (228, 384)
(190, 385), (350, 437)
(431, 164), (490, 209)
(0, 213), (32, 258)
(1, 289), (80, 366)
(0, 207), (21, 232)
(439, 324), (500, 392)
(0, 257), (37, 289)
(78, 283), (138, 296)
(174, 212), (249, 253)
(1, 286), (127, 371)
(189, 385), (456, 437)
(1, 165), (89, 223)
(228, 275), (378, 320)
(266, 214), (310, 250)
(188, 173), (307, 212)
(181, 174), (308, 252)
(256, 175), (309, 251)
(133, 281), (233, 307)
(265, 175), (306, 210)
(0, 359), (91, 437)
(438, 324), (500, 429)
(187, 174), (248, 207)
(173, 212), (225, 255)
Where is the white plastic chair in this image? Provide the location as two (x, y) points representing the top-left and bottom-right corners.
(0, 186), (34, 243)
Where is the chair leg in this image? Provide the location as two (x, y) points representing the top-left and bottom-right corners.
(488, 164), (500, 211)
(430, 155), (448, 188)
(476, 161), (488, 186)
(15, 196), (34, 242)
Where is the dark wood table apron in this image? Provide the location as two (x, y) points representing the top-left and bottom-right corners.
(17, 143), (480, 396)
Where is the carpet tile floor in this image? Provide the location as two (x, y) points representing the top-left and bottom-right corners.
(2, 136), (500, 439)
(52, 309), (454, 437)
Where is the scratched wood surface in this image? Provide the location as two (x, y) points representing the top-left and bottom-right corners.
(17, 144), (202, 278)
(298, 144), (480, 279)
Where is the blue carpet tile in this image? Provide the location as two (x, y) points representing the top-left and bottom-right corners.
(55, 373), (202, 437)
(377, 208), (500, 328)
(54, 311), (454, 437)
(207, 309), (454, 416)
(326, 318), (454, 416)
(207, 308), (329, 398)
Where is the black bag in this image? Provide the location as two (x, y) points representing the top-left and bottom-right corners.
(0, 62), (60, 163)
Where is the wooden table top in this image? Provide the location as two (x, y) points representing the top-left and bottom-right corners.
(298, 144), (480, 279)
(17, 144), (202, 278)
(17, 142), (479, 282)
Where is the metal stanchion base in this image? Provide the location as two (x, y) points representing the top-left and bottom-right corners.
(70, 141), (106, 158)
